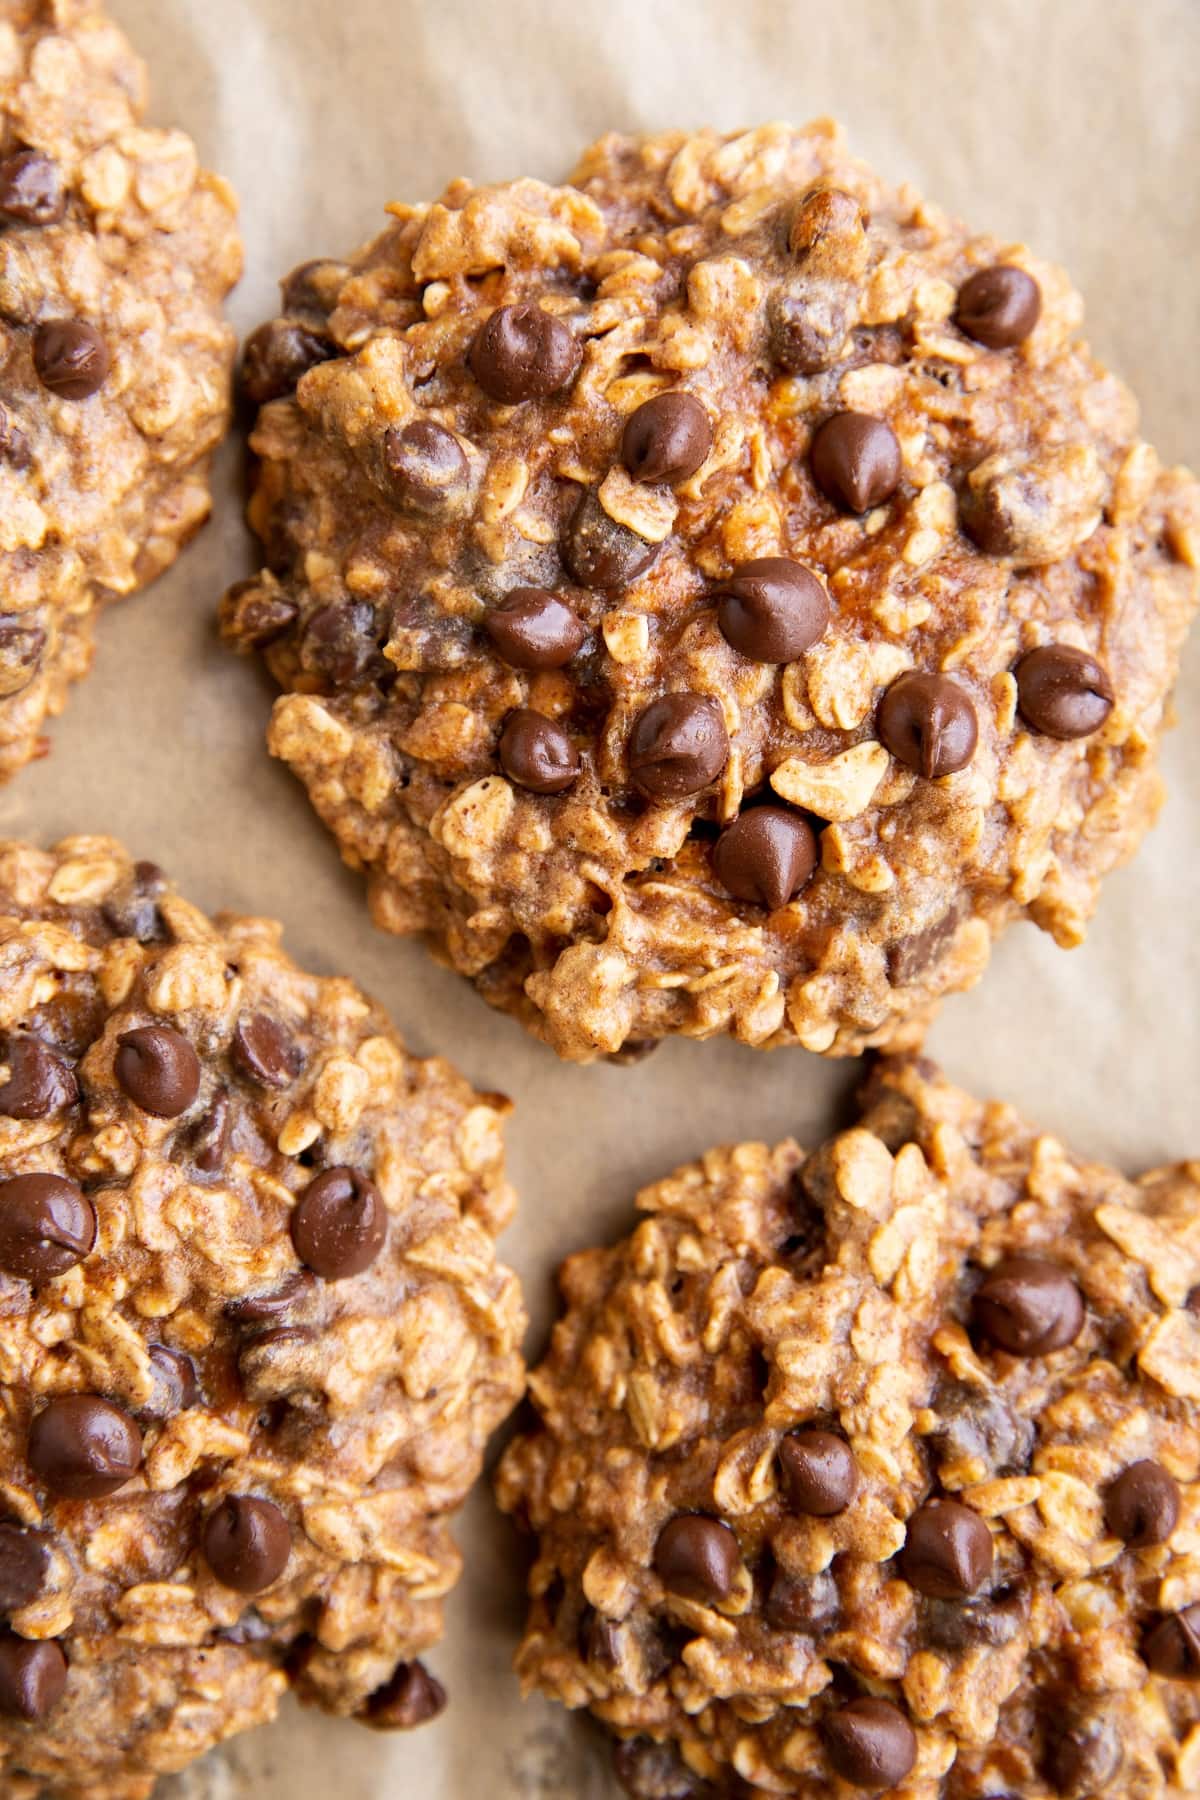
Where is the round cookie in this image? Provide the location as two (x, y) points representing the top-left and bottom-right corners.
(221, 119), (1199, 1062)
(0, 0), (241, 782)
(0, 837), (525, 1799)
(497, 1056), (1200, 1797)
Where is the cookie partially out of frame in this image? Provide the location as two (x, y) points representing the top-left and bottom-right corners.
(498, 1056), (1200, 1798)
(0, 838), (525, 1799)
(222, 119), (1198, 1062)
(0, 0), (241, 780)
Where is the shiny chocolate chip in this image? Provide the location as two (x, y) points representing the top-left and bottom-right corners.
(291, 1166), (387, 1281)
(0, 1635), (67, 1722)
(1144, 1604), (1200, 1677)
(0, 1526), (51, 1612)
(0, 1174), (95, 1282)
(766, 1568), (840, 1635)
(810, 412), (902, 513)
(484, 589), (586, 669)
(561, 490), (660, 590)
(1104, 1461), (1180, 1548)
(713, 806), (817, 910)
(621, 392), (713, 485)
(241, 318), (335, 405)
(0, 150), (65, 226)
(956, 266), (1042, 349)
(202, 1496), (291, 1593)
(383, 419), (469, 513)
(28, 1395), (142, 1499)
(779, 1430), (858, 1517)
(279, 259), (348, 317)
(877, 671), (978, 779)
(901, 1499), (993, 1598)
(629, 694), (728, 801)
(972, 1257), (1084, 1356)
(115, 1026), (201, 1118)
(224, 1270), (316, 1327)
(188, 1089), (231, 1174)
(0, 1038), (77, 1120)
(823, 1697), (917, 1789)
(1015, 644), (1114, 740)
(101, 861), (167, 945)
(499, 708), (581, 794)
(33, 320), (110, 400)
(144, 1346), (199, 1419)
(653, 1515), (741, 1607)
(365, 1659), (448, 1730)
(300, 600), (382, 687)
(468, 304), (581, 404)
(0, 618), (45, 698)
(232, 1015), (302, 1089)
(715, 557), (831, 663)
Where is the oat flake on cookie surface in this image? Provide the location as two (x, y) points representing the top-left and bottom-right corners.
(497, 1055), (1200, 1798)
(221, 119), (1199, 1062)
(0, 837), (525, 1799)
(0, 0), (241, 781)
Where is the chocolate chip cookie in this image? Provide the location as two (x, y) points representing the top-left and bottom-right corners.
(0, 838), (525, 1799)
(221, 120), (1199, 1061)
(0, 0), (241, 781)
(497, 1056), (1200, 1797)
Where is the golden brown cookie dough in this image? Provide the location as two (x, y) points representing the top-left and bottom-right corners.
(497, 1057), (1200, 1797)
(0, 838), (525, 1799)
(0, 0), (241, 781)
(221, 120), (1199, 1062)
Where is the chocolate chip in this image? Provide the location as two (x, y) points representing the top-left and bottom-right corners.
(498, 708), (581, 795)
(713, 807), (818, 910)
(365, 1659), (447, 1730)
(972, 1257), (1084, 1356)
(383, 419), (469, 513)
(232, 1014), (302, 1088)
(613, 1739), (703, 1800)
(0, 407), (31, 470)
(901, 1499), (993, 1598)
(0, 1526), (50, 1612)
(33, 320), (110, 400)
(925, 1584), (1027, 1651)
(621, 392), (713, 485)
(300, 600), (382, 687)
(0, 1174), (95, 1282)
(144, 1346), (199, 1419)
(930, 1382), (1035, 1480)
(715, 557), (831, 663)
(290, 1166), (387, 1281)
(779, 1430), (858, 1517)
(768, 292), (848, 377)
(28, 1395), (142, 1499)
(202, 1496), (291, 1593)
(1045, 1714), (1121, 1795)
(1104, 1461), (1180, 1548)
(956, 266), (1042, 349)
(561, 490), (660, 590)
(114, 1026), (201, 1119)
(0, 618), (45, 697)
(220, 580), (298, 650)
(877, 671), (978, 778)
(629, 694), (729, 801)
(1015, 644), (1114, 740)
(653, 1515), (741, 1606)
(765, 1568), (840, 1634)
(887, 902), (967, 986)
(823, 1697), (917, 1789)
(0, 1635), (67, 1722)
(485, 589), (587, 669)
(0, 1038), (77, 1120)
(788, 185), (869, 260)
(241, 319), (335, 405)
(101, 862), (167, 944)
(1144, 1605), (1200, 1677)
(468, 304), (581, 404)
(224, 1270), (316, 1327)
(810, 412), (902, 513)
(189, 1089), (231, 1174)
(0, 151), (65, 226)
(279, 259), (348, 318)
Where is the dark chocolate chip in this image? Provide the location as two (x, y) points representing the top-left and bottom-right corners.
(144, 1346), (199, 1419)
(930, 1382), (1034, 1481)
(485, 589), (586, 669)
(0, 1526), (50, 1612)
(220, 580), (298, 650)
(779, 1430), (858, 1517)
(115, 1026), (201, 1118)
(101, 862), (167, 945)
(202, 1496), (291, 1593)
(1045, 1713), (1121, 1795)
(561, 490), (660, 590)
(924, 1584), (1027, 1651)
(768, 292), (848, 377)
(224, 1270), (316, 1327)
(629, 694), (729, 801)
(383, 419), (469, 513)
(613, 1739), (702, 1800)
(468, 304), (581, 404)
(241, 318), (335, 405)
(972, 1257), (1084, 1356)
(33, 320), (110, 400)
(0, 618), (45, 697)
(621, 392), (713, 485)
(290, 1166), (387, 1281)
(233, 1015), (302, 1089)
(886, 902), (967, 986)
(189, 1089), (231, 1174)
(901, 1499), (993, 1598)
(1144, 1604), (1200, 1677)
(28, 1395), (142, 1499)
(0, 150), (65, 226)
(0, 1635), (67, 1722)
(1104, 1460), (1180, 1549)
(956, 266), (1042, 349)
(810, 412), (902, 513)
(653, 1515), (741, 1606)
(1015, 644), (1114, 740)
(279, 259), (348, 318)
(765, 1568), (840, 1634)
(712, 807), (818, 910)
(300, 600), (382, 687)
(715, 557), (831, 663)
(365, 1658), (448, 1730)
(823, 1697), (917, 1789)
(499, 708), (580, 794)
(877, 671), (978, 778)
(0, 1174), (95, 1282)
(0, 1039), (77, 1120)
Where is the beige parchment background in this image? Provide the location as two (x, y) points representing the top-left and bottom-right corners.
(7, 0), (1200, 1793)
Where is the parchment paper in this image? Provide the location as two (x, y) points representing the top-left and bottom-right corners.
(8, 1), (1199, 1792)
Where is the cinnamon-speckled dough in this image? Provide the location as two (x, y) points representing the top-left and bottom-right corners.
(497, 1057), (1200, 1798)
(0, 0), (240, 781)
(0, 837), (525, 1799)
(221, 120), (1198, 1062)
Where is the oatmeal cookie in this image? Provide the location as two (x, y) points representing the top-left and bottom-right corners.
(0, 837), (525, 1799)
(221, 120), (1199, 1062)
(497, 1056), (1200, 1797)
(0, 0), (241, 781)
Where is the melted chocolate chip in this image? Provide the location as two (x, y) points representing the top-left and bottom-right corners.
(28, 1395), (142, 1499)
(0, 618), (45, 697)
(0, 1173), (95, 1282)
(1045, 1713), (1121, 1795)
(0, 150), (65, 226)
(779, 1430), (858, 1517)
(224, 1270), (316, 1327)
(468, 304), (581, 403)
(115, 1026), (201, 1118)
(1015, 644), (1114, 740)
(715, 557), (831, 663)
(241, 318), (335, 405)
(810, 412), (902, 513)
(290, 1166), (387, 1281)
(561, 491), (660, 590)
(499, 708), (581, 794)
(202, 1496), (291, 1593)
(877, 671), (979, 778)
(0, 1635), (67, 1722)
(101, 861), (167, 945)
(1144, 1604), (1200, 1677)
(279, 259), (348, 317)
(901, 1499), (993, 1598)
(383, 419), (469, 513)
(887, 902), (967, 986)
(233, 1015), (302, 1089)
(930, 1382), (1034, 1480)
(144, 1346), (199, 1419)
(0, 1526), (51, 1612)
(33, 320), (110, 400)
(365, 1659), (448, 1730)
(189, 1089), (231, 1174)
(0, 1038), (77, 1120)
(621, 392), (713, 485)
(712, 807), (817, 910)
(221, 580), (299, 650)
(765, 1568), (840, 1634)
(653, 1515), (741, 1607)
(823, 1697), (917, 1789)
(956, 266), (1042, 349)
(629, 694), (729, 801)
(484, 589), (586, 669)
(1104, 1461), (1180, 1548)
(300, 600), (382, 687)
(972, 1257), (1084, 1356)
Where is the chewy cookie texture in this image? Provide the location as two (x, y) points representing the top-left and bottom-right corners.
(0, 0), (240, 781)
(0, 839), (525, 1799)
(223, 119), (1199, 1062)
(497, 1057), (1200, 1799)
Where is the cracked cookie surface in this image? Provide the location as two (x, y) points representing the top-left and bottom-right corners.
(222, 119), (1198, 1062)
(0, 836), (525, 1799)
(497, 1057), (1200, 1797)
(0, 0), (241, 781)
